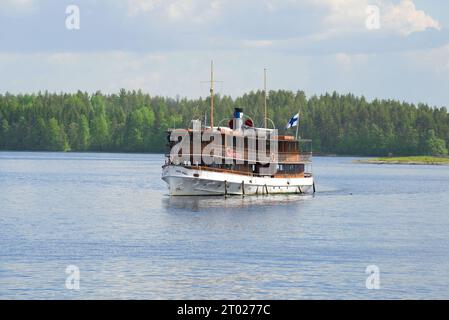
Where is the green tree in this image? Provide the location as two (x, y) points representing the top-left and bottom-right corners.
(47, 118), (68, 151)
(423, 129), (448, 155)
(124, 107), (154, 151)
(1, 90), (449, 156)
(29, 117), (48, 150)
(90, 114), (110, 151)
(78, 115), (91, 151)
(67, 122), (79, 150)
(0, 119), (10, 149)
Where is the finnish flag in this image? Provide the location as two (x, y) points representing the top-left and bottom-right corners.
(286, 113), (299, 129)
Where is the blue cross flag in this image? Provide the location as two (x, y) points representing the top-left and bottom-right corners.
(286, 113), (300, 129)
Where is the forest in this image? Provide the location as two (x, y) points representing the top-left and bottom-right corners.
(0, 89), (448, 156)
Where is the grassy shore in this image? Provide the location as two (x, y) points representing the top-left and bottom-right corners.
(356, 156), (449, 165)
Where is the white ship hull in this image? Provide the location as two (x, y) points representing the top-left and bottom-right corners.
(162, 165), (314, 196)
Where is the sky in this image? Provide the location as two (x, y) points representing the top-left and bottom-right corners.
(0, 0), (448, 106)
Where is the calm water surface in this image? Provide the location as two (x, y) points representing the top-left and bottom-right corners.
(1, 152), (449, 299)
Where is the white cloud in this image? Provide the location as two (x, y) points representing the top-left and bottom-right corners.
(126, 0), (222, 23)
(382, 0), (442, 36)
(1, 0), (447, 106)
(304, 0), (441, 36)
(312, 0), (367, 29)
(4, 0), (35, 6)
(0, 0), (36, 13)
(334, 52), (371, 70)
(409, 44), (449, 74)
(335, 52), (352, 67)
(2, 47), (449, 107)
(242, 40), (274, 49)
(127, 0), (161, 15)
(120, 0), (442, 55)
(0, 51), (169, 94)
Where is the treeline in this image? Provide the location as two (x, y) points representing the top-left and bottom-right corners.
(0, 89), (448, 156)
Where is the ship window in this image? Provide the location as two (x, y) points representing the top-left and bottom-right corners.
(278, 164), (301, 173)
(291, 143), (296, 152)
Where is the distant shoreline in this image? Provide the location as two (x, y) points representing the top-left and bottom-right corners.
(1, 151), (449, 167)
(355, 156), (449, 166)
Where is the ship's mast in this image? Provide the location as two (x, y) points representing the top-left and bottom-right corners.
(210, 60), (214, 130)
(264, 68), (267, 129)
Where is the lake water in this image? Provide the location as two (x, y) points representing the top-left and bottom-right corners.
(1, 152), (449, 299)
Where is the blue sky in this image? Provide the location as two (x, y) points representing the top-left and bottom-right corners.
(0, 0), (448, 106)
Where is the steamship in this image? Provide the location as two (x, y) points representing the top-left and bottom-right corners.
(161, 62), (314, 196)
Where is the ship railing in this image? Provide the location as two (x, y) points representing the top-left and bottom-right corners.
(181, 165), (308, 178)
(165, 150), (312, 164)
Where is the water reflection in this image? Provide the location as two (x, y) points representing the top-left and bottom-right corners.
(163, 194), (314, 211)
